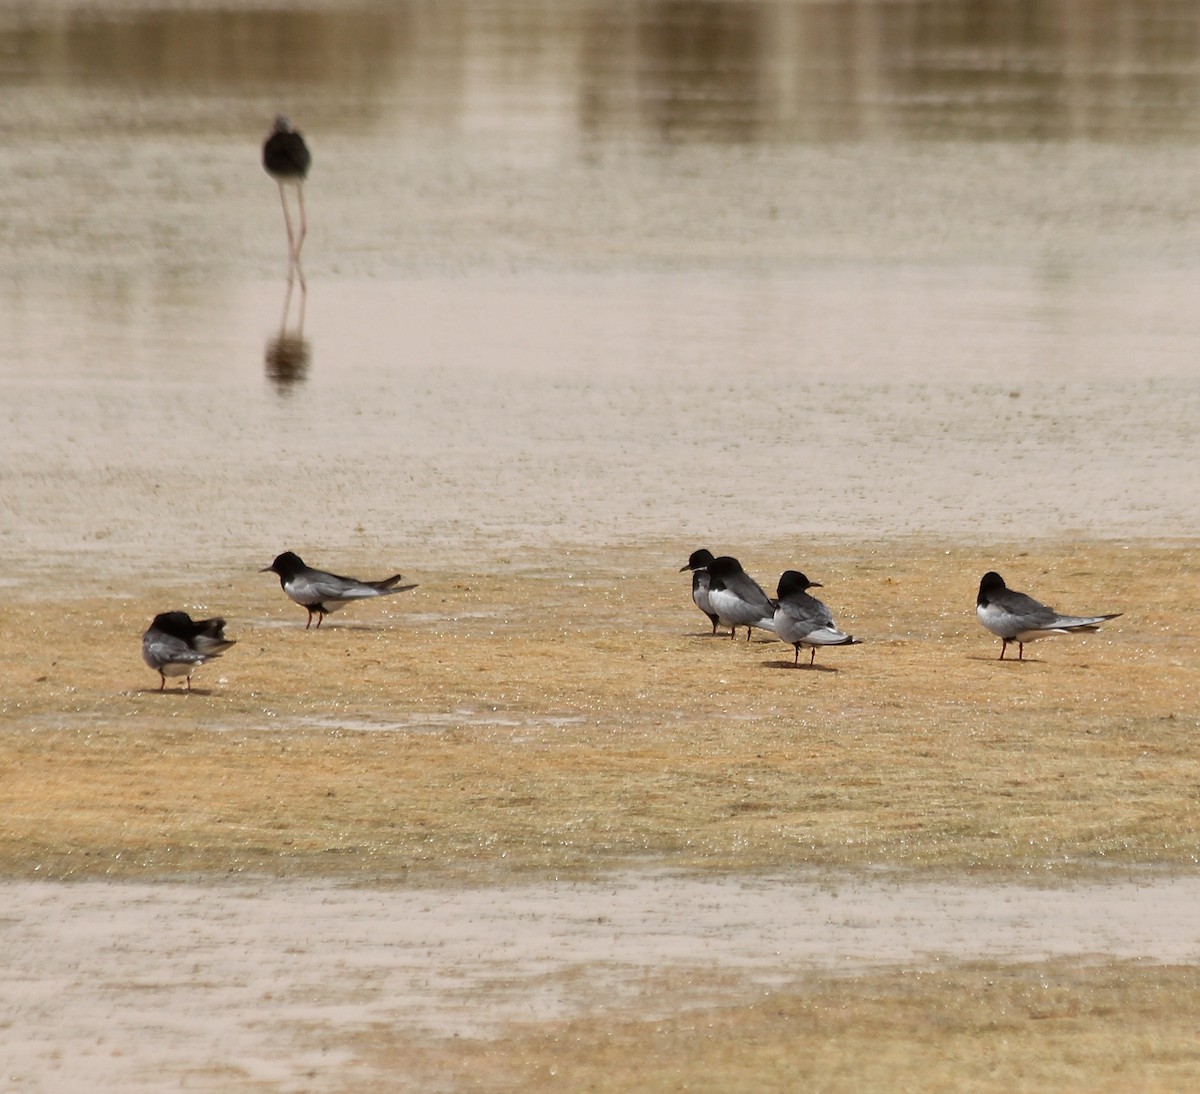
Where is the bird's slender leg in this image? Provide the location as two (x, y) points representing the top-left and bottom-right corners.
(295, 183), (307, 257)
(277, 182), (297, 269)
(1018, 642), (1025, 661)
(793, 645), (800, 666)
(293, 184), (308, 290)
(745, 627), (752, 642)
(999, 640), (1007, 661)
(809, 648), (817, 666)
(185, 675), (192, 692)
(305, 610), (313, 630)
(159, 673), (166, 692)
(729, 626), (736, 641)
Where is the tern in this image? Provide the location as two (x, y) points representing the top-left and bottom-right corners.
(261, 550), (417, 629)
(976, 571), (1121, 661)
(142, 611), (236, 691)
(680, 548), (720, 634)
(706, 556), (776, 641)
(773, 570), (860, 666)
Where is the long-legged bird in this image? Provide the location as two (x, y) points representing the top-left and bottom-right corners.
(263, 116), (311, 284)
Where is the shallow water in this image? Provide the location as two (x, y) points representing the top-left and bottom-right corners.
(3, 1), (1200, 577)
(3, 872), (1199, 1088)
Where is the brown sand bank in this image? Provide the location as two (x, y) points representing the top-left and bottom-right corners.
(2, 537), (1196, 882)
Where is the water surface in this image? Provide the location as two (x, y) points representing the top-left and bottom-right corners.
(3, 0), (1200, 575)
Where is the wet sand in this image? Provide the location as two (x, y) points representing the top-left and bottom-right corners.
(4, 872), (1200, 1091)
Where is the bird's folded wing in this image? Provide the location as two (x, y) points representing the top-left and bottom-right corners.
(145, 634), (204, 665)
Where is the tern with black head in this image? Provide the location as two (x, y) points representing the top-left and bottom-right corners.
(680, 548), (720, 634)
(772, 571), (860, 666)
(261, 550), (417, 628)
(142, 611), (236, 691)
(976, 571), (1120, 661)
(705, 556), (776, 641)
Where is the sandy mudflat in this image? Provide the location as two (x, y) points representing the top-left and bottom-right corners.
(4, 872), (1200, 1091)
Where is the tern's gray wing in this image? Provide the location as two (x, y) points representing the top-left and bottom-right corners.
(726, 571), (775, 616)
(189, 618), (235, 656)
(290, 570), (383, 604)
(991, 588), (1060, 630)
(1046, 612), (1120, 629)
(142, 630), (206, 671)
(772, 597), (830, 633)
(709, 584), (775, 630)
(191, 633), (235, 655)
(774, 593), (836, 643)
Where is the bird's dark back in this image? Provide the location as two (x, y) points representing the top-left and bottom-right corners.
(263, 129), (311, 180)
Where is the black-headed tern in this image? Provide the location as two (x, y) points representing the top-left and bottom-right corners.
(976, 570), (1121, 661)
(706, 555), (776, 641)
(142, 611), (236, 691)
(772, 570), (860, 666)
(680, 548), (720, 634)
(261, 550), (417, 628)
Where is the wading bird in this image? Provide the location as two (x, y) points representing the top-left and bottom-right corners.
(263, 116), (311, 283)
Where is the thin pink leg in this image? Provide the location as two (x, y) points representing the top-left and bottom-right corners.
(278, 182), (296, 268)
(296, 184), (307, 255)
(294, 184), (308, 289)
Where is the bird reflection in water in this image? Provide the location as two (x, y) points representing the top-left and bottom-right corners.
(265, 331), (310, 391)
(265, 278), (310, 391)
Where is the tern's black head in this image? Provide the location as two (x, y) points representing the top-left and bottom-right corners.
(148, 611), (229, 642)
(262, 551), (305, 578)
(680, 548), (716, 573)
(148, 611), (196, 637)
(706, 556), (746, 582)
(776, 570), (822, 599)
(977, 571), (1007, 606)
